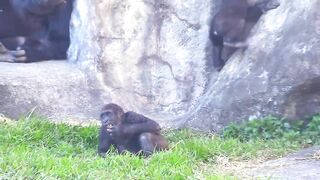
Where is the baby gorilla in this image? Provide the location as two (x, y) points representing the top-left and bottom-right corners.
(98, 103), (168, 157)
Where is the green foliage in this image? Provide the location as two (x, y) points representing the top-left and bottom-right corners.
(3, 114), (320, 179)
(222, 116), (303, 141)
(0, 116), (98, 151)
(302, 114), (320, 144)
(0, 117), (304, 179)
(222, 115), (320, 144)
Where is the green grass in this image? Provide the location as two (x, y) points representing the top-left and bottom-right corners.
(0, 116), (315, 179)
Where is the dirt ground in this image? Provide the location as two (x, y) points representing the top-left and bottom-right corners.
(210, 146), (320, 179)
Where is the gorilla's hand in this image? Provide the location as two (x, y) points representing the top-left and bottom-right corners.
(106, 124), (122, 136)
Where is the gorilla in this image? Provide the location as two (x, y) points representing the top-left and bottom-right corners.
(98, 103), (168, 157)
(0, 0), (73, 62)
(210, 0), (280, 71)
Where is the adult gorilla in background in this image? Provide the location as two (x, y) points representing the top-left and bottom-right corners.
(0, 0), (73, 62)
(210, 0), (280, 71)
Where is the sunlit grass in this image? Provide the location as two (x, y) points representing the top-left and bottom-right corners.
(0, 117), (308, 179)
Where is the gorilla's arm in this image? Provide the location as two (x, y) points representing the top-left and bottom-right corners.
(98, 126), (113, 157)
(121, 111), (161, 135)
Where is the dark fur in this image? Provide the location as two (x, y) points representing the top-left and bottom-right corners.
(98, 103), (168, 157)
(0, 0), (73, 62)
(210, 0), (280, 71)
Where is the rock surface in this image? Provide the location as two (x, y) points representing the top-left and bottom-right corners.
(180, 0), (320, 131)
(249, 146), (320, 179)
(0, 61), (104, 122)
(1, 0), (320, 130)
(68, 0), (213, 120)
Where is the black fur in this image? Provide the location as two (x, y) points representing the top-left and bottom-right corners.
(98, 103), (168, 157)
(210, 0), (280, 71)
(0, 0), (73, 62)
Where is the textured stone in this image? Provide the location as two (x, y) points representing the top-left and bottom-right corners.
(0, 61), (104, 122)
(180, 0), (320, 131)
(248, 146), (320, 179)
(1, 0), (319, 130)
(68, 0), (212, 122)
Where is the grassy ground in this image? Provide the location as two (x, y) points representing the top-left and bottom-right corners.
(0, 117), (315, 179)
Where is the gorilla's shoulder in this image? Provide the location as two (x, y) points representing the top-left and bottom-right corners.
(124, 111), (152, 123)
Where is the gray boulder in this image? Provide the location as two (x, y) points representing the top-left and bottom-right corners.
(0, 0), (319, 130)
(181, 0), (320, 131)
(68, 0), (212, 119)
(0, 62), (104, 124)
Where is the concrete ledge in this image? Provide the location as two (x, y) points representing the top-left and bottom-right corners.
(0, 61), (103, 123)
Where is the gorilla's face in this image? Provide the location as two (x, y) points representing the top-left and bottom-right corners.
(100, 103), (124, 128)
(100, 109), (116, 127)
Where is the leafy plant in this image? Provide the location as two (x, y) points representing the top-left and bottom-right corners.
(222, 116), (303, 141)
(302, 114), (320, 144)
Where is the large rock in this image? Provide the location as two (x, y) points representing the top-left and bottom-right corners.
(180, 0), (320, 131)
(68, 0), (212, 121)
(0, 0), (319, 131)
(0, 61), (104, 124)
